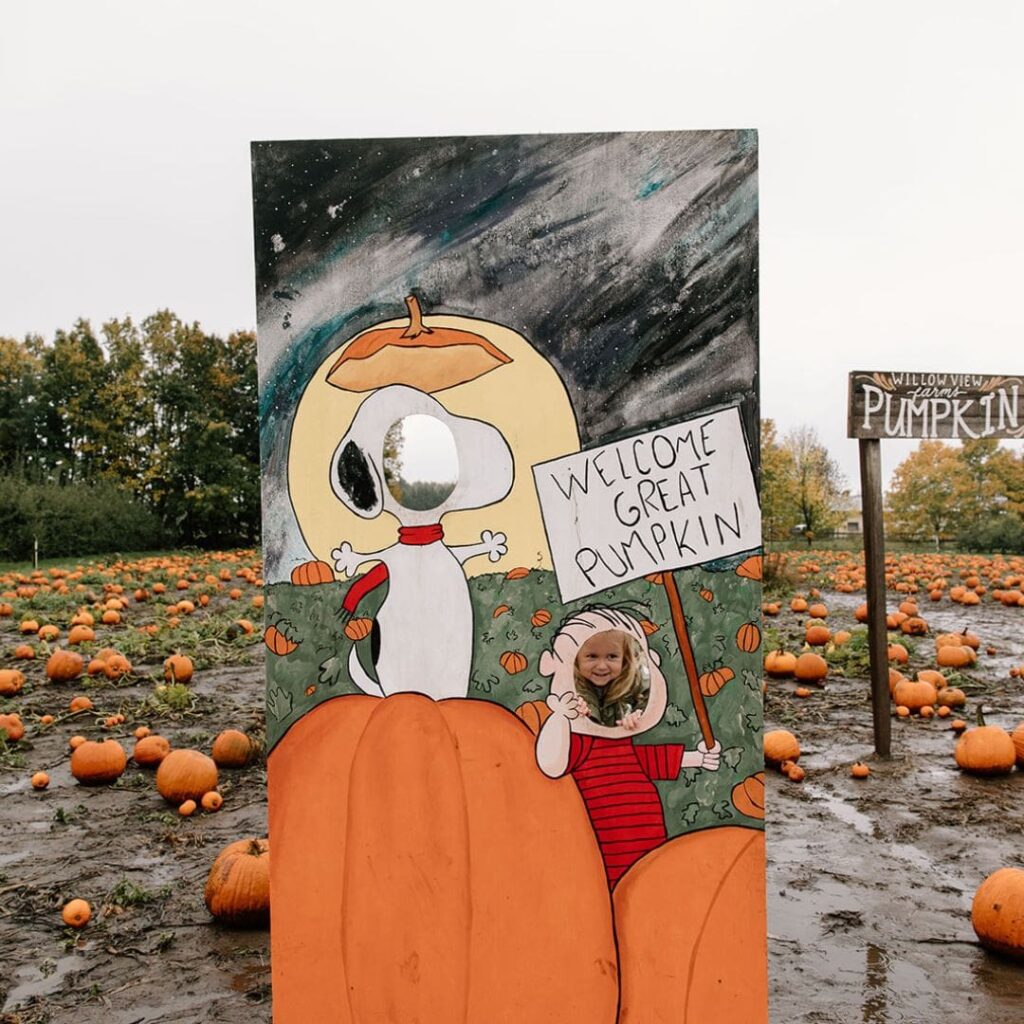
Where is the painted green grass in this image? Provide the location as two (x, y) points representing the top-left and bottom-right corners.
(265, 556), (764, 837)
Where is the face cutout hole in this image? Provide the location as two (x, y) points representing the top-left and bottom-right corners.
(573, 629), (651, 728)
(382, 414), (459, 511)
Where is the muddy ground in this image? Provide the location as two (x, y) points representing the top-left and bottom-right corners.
(766, 593), (1024, 1024)
(2, 597), (1023, 1023)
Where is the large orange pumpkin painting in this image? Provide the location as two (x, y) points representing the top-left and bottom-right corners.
(270, 693), (767, 1023)
(268, 695), (618, 1023)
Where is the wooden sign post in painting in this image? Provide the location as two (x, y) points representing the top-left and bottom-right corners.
(848, 371), (1024, 755)
(252, 131), (765, 1023)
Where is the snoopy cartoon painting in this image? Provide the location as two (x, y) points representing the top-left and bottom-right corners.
(252, 130), (764, 1023)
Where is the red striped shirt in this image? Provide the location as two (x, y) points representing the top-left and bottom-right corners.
(567, 735), (684, 886)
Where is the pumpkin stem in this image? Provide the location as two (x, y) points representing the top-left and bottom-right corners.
(976, 704), (986, 727)
(400, 294), (433, 340)
(247, 839), (265, 857)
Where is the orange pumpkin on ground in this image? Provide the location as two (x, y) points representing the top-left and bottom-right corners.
(46, 649), (84, 682)
(212, 729), (254, 768)
(0, 714), (25, 741)
(1013, 722), (1024, 768)
(133, 735), (171, 767)
(156, 749), (219, 803)
(62, 899), (91, 928)
(794, 652), (828, 684)
(892, 679), (937, 712)
(267, 694), (618, 1024)
(71, 740), (127, 785)
(201, 791), (224, 812)
(764, 730), (800, 768)
(763, 651), (796, 677)
(805, 621), (832, 645)
(613, 827), (766, 1022)
(0, 670), (25, 696)
(205, 837), (270, 926)
(851, 762), (870, 779)
(972, 868), (1024, 959)
(163, 654), (194, 685)
(955, 712), (1016, 776)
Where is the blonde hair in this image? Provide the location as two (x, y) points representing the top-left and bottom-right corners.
(573, 629), (645, 708)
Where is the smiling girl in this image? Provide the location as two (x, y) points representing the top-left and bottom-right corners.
(574, 629), (649, 729)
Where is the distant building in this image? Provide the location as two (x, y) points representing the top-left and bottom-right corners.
(835, 492), (863, 537)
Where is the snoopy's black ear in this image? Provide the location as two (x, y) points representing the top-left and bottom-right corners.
(334, 440), (379, 513)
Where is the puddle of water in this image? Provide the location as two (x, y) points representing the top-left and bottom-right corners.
(0, 848), (30, 868)
(2, 953), (84, 1010)
(802, 782), (951, 879)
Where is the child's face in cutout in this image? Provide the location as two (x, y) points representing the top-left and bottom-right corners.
(575, 632), (626, 688)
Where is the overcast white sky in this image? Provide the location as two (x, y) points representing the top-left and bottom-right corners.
(2, 1), (1022, 491)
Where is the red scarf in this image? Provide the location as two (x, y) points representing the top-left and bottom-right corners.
(341, 524), (443, 614)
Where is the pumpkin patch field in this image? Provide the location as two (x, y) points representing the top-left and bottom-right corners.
(763, 550), (1024, 1022)
(2, 546), (1024, 1021)
(0, 551), (272, 1021)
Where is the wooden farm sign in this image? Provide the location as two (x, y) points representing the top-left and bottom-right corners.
(849, 371), (1024, 440)
(848, 368), (1023, 756)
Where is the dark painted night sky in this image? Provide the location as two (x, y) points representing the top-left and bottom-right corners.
(252, 131), (758, 577)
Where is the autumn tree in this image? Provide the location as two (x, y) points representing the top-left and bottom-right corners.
(782, 426), (846, 542)
(886, 441), (977, 546)
(887, 439), (1024, 549)
(759, 419), (798, 540)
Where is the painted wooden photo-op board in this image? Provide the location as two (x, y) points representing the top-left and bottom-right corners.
(251, 131), (765, 1023)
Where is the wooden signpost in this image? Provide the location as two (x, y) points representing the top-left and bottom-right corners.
(848, 371), (1024, 755)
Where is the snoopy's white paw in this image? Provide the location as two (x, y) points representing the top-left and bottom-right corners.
(331, 541), (358, 577)
(481, 530), (508, 563)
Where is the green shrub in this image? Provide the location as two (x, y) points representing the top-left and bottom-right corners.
(957, 512), (1024, 553)
(0, 475), (170, 560)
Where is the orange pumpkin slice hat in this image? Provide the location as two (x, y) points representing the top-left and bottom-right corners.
(326, 294), (512, 394)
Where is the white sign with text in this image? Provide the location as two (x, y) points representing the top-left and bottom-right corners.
(533, 408), (761, 602)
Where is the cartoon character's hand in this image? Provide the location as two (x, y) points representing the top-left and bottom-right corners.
(546, 691), (588, 721)
(617, 709), (644, 731)
(697, 739), (722, 771)
(331, 542), (361, 578)
(480, 530), (508, 563)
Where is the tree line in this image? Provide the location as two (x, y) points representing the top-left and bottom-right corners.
(0, 313), (258, 558)
(1, 315), (1020, 561)
(762, 420), (1024, 550)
